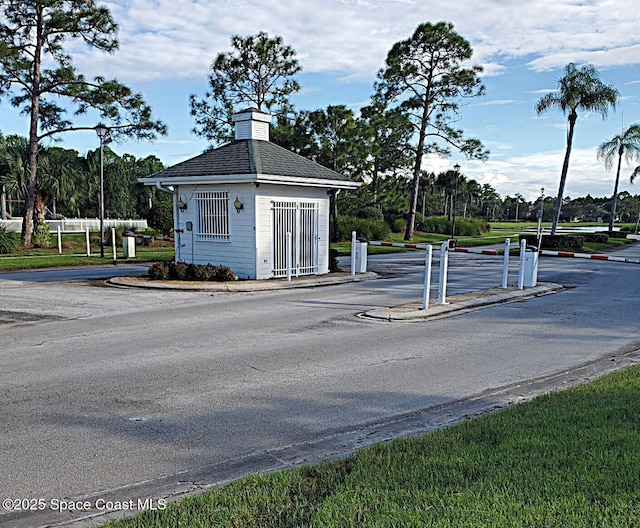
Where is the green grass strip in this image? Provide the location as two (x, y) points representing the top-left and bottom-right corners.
(107, 365), (640, 527)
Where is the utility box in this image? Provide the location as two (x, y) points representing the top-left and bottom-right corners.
(123, 231), (136, 259)
(523, 246), (539, 287)
(354, 240), (368, 273)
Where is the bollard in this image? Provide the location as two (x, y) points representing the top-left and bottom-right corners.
(518, 239), (526, 290)
(350, 231), (357, 276)
(422, 245), (433, 310)
(437, 240), (449, 305)
(286, 232), (292, 282)
(57, 226), (62, 255)
(112, 227), (117, 260)
(502, 238), (511, 288)
(85, 227), (91, 257)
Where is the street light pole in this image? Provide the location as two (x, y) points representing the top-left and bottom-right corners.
(451, 163), (461, 239)
(95, 125), (108, 258)
(537, 187), (545, 249)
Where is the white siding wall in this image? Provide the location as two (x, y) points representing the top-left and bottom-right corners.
(174, 183), (330, 280)
(174, 184), (257, 279)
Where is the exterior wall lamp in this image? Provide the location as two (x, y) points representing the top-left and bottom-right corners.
(234, 196), (244, 213)
(177, 197), (187, 212)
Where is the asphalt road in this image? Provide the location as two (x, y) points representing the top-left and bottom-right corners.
(1, 245), (640, 526)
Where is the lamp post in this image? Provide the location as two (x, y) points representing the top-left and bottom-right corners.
(451, 163), (461, 239)
(95, 124), (108, 258)
(537, 187), (545, 249)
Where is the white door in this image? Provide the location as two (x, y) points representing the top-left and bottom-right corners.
(272, 201), (319, 277)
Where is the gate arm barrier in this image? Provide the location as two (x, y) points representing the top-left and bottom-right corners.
(540, 249), (640, 265)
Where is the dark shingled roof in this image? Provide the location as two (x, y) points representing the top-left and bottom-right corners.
(149, 139), (351, 182)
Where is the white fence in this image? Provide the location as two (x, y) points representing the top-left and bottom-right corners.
(0, 218), (148, 233)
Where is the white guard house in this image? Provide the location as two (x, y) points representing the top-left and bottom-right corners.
(141, 109), (360, 280)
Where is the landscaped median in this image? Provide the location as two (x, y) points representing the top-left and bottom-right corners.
(102, 364), (640, 528)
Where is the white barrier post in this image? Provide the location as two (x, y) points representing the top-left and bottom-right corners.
(112, 227), (117, 260)
(502, 238), (511, 288)
(422, 244), (433, 310)
(518, 239), (526, 290)
(286, 232), (292, 282)
(437, 240), (449, 305)
(350, 231), (357, 276)
(57, 226), (62, 254)
(85, 227), (91, 257)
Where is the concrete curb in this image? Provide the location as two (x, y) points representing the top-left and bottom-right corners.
(107, 272), (379, 292)
(363, 283), (565, 321)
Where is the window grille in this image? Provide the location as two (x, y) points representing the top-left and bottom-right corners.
(196, 191), (229, 241)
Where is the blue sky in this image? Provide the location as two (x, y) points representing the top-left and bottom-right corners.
(1, 0), (640, 202)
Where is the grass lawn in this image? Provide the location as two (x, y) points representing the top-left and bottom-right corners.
(106, 365), (640, 528)
(0, 231), (174, 271)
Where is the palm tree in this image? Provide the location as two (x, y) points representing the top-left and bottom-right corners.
(597, 124), (640, 231)
(535, 63), (618, 234)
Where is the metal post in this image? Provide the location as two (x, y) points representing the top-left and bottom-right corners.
(95, 125), (108, 258)
(112, 227), (117, 260)
(536, 187), (545, 250)
(437, 240), (449, 305)
(85, 227), (91, 257)
(350, 230), (357, 276)
(422, 245), (433, 310)
(502, 238), (511, 288)
(57, 227), (62, 254)
(286, 231), (292, 282)
(518, 239), (526, 290)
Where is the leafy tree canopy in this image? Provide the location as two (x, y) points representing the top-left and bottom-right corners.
(190, 31), (302, 145)
(0, 0), (167, 244)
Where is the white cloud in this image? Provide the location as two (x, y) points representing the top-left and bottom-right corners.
(81, 0), (640, 84)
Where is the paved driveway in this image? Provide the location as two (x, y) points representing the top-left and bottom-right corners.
(1, 244), (639, 527)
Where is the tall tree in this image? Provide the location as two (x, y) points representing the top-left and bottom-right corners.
(305, 105), (372, 242)
(597, 123), (640, 231)
(360, 99), (413, 204)
(374, 21), (488, 240)
(190, 31), (301, 145)
(0, 0), (166, 246)
(535, 62), (618, 235)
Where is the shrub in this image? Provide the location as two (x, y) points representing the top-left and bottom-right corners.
(606, 230), (629, 239)
(329, 248), (341, 273)
(583, 233), (609, 243)
(148, 261), (170, 280)
(519, 234), (584, 250)
(392, 218), (407, 233)
(337, 216), (390, 242)
(32, 222), (52, 248)
(359, 206), (385, 221)
(147, 200), (174, 235)
(148, 260), (238, 282)
(0, 225), (19, 254)
(169, 260), (188, 280)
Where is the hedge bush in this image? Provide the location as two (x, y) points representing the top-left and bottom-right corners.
(337, 216), (390, 242)
(148, 261), (238, 282)
(0, 225), (19, 254)
(519, 234), (584, 250)
(414, 214), (489, 236)
(583, 233), (609, 243)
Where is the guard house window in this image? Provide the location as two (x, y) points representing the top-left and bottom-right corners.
(196, 191), (229, 241)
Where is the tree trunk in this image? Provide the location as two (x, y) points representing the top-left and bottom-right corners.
(404, 111), (429, 241)
(21, 5), (44, 247)
(551, 112), (576, 235)
(608, 147), (623, 232)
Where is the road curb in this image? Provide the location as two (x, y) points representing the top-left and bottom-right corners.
(107, 272), (379, 291)
(363, 283), (565, 321)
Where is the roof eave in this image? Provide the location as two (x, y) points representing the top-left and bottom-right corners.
(139, 173), (361, 190)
